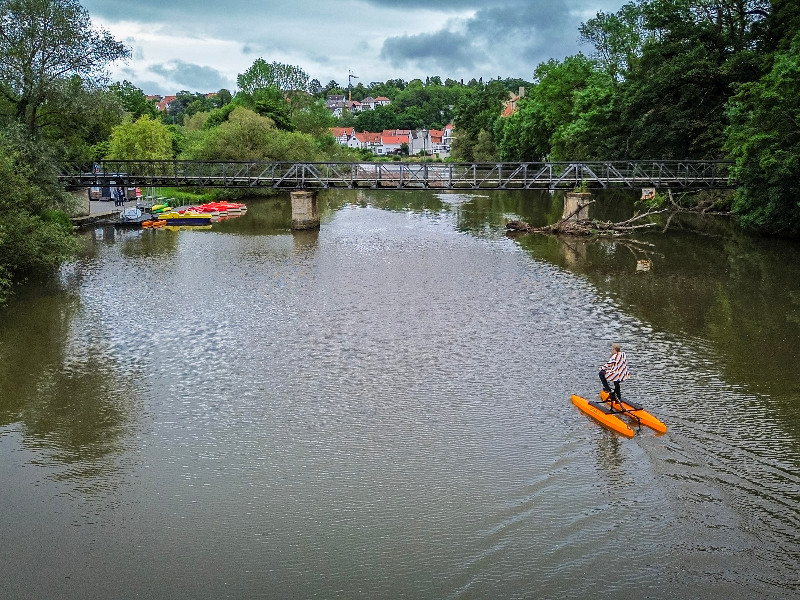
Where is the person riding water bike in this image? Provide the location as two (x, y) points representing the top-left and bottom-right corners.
(599, 343), (630, 401)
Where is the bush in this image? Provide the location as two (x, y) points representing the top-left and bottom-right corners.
(0, 130), (80, 304)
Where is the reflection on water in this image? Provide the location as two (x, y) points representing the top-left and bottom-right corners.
(0, 190), (798, 599)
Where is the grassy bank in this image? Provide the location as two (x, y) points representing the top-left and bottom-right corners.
(153, 187), (219, 205)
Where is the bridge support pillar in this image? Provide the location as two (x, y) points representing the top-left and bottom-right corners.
(290, 190), (320, 230)
(563, 191), (592, 221)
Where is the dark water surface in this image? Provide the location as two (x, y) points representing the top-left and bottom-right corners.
(1, 190), (799, 599)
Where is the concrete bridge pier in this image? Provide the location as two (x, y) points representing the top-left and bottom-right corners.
(562, 191), (592, 221)
(290, 190), (320, 230)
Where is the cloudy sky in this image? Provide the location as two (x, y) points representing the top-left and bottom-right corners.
(81, 0), (621, 96)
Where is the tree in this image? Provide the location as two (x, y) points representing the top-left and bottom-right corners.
(213, 88), (232, 107)
(251, 87), (294, 131)
(110, 80), (157, 119)
(724, 30), (800, 234)
(451, 79), (517, 161)
(292, 98), (336, 136)
(616, 0), (767, 159)
(0, 127), (79, 303)
(323, 80), (343, 95)
(580, 3), (648, 82)
(183, 107), (324, 162)
(236, 59), (309, 94)
(105, 115), (174, 160)
(473, 129), (496, 162)
(162, 90), (216, 125)
(0, 0), (129, 131)
(308, 78), (323, 96)
(45, 76), (125, 162)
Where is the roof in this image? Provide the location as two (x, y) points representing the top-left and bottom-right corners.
(355, 132), (381, 144)
(381, 135), (408, 145)
(330, 127), (355, 138)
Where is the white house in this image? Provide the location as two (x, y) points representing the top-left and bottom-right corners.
(331, 127), (356, 145)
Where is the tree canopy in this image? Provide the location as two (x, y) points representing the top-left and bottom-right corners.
(237, 59), (309, 94)
(0, 0), (129, 131)
(106, 115), (174, 160)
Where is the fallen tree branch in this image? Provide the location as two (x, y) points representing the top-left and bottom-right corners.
(555, 200), (595, 227)
(507, 205), (668, 237)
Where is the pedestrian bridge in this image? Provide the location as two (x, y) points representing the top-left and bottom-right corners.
(59, 160), (735, 191)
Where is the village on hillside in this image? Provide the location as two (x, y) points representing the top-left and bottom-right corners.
(144, 87), (526, 160)
(329, 124), (454, 158)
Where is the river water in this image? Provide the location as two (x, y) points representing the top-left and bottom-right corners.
(1, 190), (798, 599)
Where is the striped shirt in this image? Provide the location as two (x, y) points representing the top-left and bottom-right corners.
(601, 351), (631, 382)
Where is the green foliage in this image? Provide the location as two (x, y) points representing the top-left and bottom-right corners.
(0, 0), (129, 131)
(237, 59), (309, 94)
(110, 80), (158, 119)
(473, 130), (496, 162)
(580, 3), (647, 82)
(252, 88), (295, 131)
(551, 69), (620, 160)
(204, 103), (237, 129)
(451, 80), (509, 161)
(0, 128), (79, 304)
(106, 115), (174, 160)
(496, 55), (597, 161)
(183, 111), (210, 131)
(724, 31), (800, 234)
(161, 91), (218, 126)
(40, 76), (126, 163)
(182, 107), (324, 162)
(292, 98), (336, 137)
(214, 89), (233, 107)
(351, 105), (399, 132)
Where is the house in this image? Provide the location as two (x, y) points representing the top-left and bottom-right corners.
(328, 126), (452, 157)
(428, 129), (450, 156)
(326, 95), (346, 117)
(331, 127), (356, 145)
(442, 123), (454, 148)
(331, 95), (391, 114)
(408, 130), (431, 155)
(156, 95), (177, 111)
(378, 130), (410, 155)
(358, 132), (382, 151)
(501, 87), (525, 117)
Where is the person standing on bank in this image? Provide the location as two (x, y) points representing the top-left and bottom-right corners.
(599, 343), (630, 401)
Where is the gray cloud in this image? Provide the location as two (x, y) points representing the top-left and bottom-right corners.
(79, 0), (620, 94)
(149, 60), (234, 93)
(379, 0), (607, 81)
(381, 30), (480, 73)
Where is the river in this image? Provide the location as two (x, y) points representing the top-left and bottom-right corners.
(1, 189), (798, 599)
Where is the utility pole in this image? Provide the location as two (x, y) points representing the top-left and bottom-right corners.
(348, 70), (358, 101)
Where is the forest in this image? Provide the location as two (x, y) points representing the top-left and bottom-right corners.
(0, 0), (798, 304)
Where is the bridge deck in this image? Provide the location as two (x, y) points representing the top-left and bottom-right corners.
(59, 160), (735, 191)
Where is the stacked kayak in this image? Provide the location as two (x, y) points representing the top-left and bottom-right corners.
(187, 201), (247, 218)
(142, 201), (247, 229)
(155, 210), (216, 225)
(150, 204), (172, 215)
(571, 391), (666, 437)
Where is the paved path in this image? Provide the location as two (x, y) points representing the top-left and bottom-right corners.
(89, 198), (140, 215)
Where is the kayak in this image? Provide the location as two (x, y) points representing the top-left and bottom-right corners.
(599, 391), (667, 434)
(571, 394), (634, 438)
(155, 211), (214, 225)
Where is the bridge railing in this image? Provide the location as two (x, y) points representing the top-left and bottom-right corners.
(59, 160), (736, 190)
